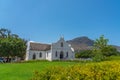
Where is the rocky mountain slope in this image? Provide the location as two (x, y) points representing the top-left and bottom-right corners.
(67, 36), (120, 52)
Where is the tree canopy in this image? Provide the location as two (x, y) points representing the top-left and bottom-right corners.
(94, 35), (109, 50)
(0, 28), (27, 58)
(93, 35), (118, 56)
(92, 35), (119, 61)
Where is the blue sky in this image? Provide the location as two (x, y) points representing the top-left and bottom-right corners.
(0, 0), (120, 45)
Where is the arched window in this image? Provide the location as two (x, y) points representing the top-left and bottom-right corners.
(47, 52), (48, 57)
(55, 51), (57, 57)
(61, 42), (63, 47)
(39, 52), (42, 58)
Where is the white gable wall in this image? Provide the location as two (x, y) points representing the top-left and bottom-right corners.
(25, 41), (30, 60)
(46, 50), (52, 61)
(51, 37), (74, 60)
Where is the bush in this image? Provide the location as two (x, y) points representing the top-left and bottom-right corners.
(92, 54), (106, 62)
(31, 61), (120, 80)
(75, 50), (93, 58)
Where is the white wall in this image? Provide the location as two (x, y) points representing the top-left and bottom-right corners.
(27, 50), (46, 60)
(51, 37), (75, 60)
(25, 41), (30, 60)
(46, 50), (52, 61)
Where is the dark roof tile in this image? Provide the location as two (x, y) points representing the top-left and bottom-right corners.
(30, 42), (51, 51)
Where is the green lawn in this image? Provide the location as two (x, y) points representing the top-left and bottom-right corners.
(0, 56), (120, 80)
(0, 61), (78, 80)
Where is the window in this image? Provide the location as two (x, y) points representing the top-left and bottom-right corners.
(66, 52), (68, 57)
(47, 52), (48, 57)
(55, 51), (57, 57)
(61, 42), (63, 47)
(39, 52), (42, 57)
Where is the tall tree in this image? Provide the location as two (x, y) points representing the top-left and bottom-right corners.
(93, 35), (118, 57)
(0, 28), (11, 38)
(0, 28), (27, 59)
(94, 35), (109, 50)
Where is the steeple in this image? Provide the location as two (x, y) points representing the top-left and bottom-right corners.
(60, 35), (64, 40)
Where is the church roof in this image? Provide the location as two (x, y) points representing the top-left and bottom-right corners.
(30, 42), (51, 51)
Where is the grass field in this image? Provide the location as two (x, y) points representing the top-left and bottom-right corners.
(0, 56), (120, 80)
(0, 61), (79, 80)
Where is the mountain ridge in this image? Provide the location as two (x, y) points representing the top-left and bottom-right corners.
(66, 36), (120, 52)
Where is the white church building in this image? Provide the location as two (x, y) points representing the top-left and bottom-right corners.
(25, 37), (75, 61)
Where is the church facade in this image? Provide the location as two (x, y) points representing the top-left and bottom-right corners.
(25, 37), (75, 61)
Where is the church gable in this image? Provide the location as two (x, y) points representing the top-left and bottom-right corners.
(53, 37), (71, 49)
(51, 37), (74, 60)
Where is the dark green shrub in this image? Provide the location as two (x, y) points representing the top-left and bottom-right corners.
(92, 53), (106, 62)
(75, 50), (93, 58)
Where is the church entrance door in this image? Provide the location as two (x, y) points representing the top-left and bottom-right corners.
(60, 51), (64, 59)
(33, 54), (36, 60)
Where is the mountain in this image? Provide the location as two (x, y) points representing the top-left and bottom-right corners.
(67, 36), (94, 52)
(113, 45), (120, 52)
(67, 36), (120, 52)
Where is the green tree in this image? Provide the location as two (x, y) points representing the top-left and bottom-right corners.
(93, 35), (119, 61)
(102, 45), (118, 56)
(0, 28), (12, 38)
(0, 28), (27, 59)
(94, 35), (108, 50)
